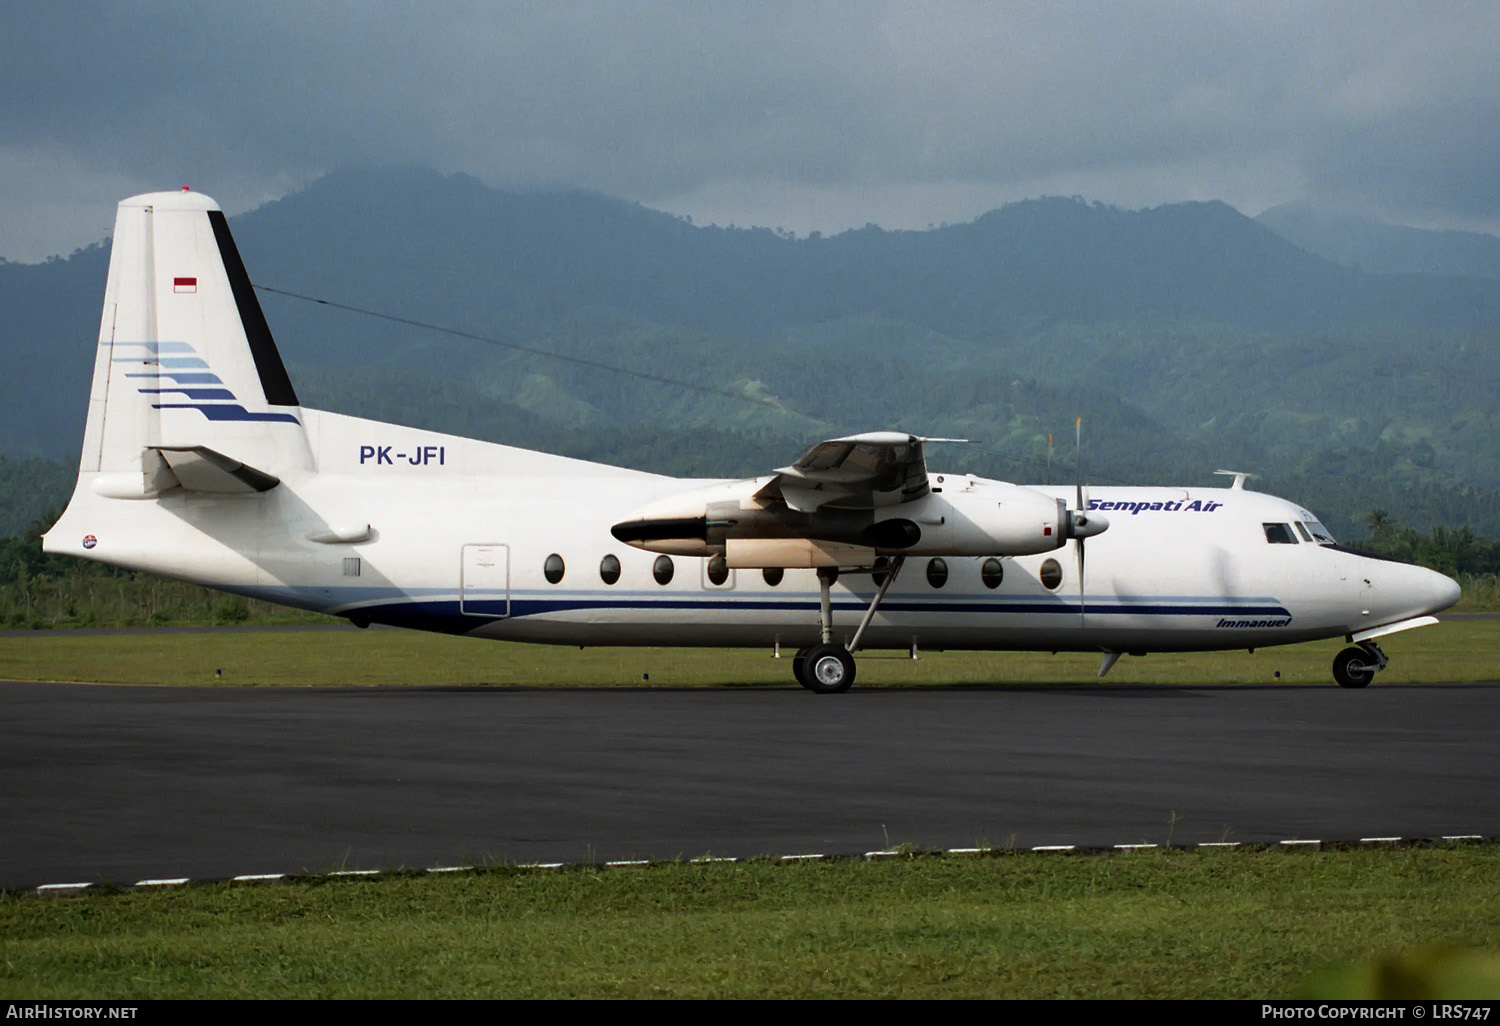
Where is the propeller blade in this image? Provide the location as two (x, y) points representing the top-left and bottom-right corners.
(1075, 416), (1085, 618)
(1075, 417), (1083, 513)
(1077, 530), (1086, 618)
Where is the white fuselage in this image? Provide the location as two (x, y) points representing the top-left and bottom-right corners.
(47, 407), (1461, 655)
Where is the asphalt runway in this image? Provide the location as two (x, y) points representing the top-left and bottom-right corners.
(3, 680), (1498, 890)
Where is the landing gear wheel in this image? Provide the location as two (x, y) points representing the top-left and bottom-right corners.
(791, 646), (814, 689)
(800, 644), (856, 694)
(1333, 646), (1375, 689)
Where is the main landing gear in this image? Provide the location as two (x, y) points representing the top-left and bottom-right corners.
(792, 558), (905, 694)
(793, 643), (857, 693)
(1332, 640), (1388, 689)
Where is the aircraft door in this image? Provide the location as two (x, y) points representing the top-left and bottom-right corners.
(461, 543), (510, 617)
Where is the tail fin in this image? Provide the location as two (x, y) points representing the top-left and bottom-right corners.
(78, 189), (311, 496)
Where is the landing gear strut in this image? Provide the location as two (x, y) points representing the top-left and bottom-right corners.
(1333, 641), (1388, 689)
(793, 558), (904, 694)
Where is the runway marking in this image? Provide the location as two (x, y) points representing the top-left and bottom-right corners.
(19, 834), (1496, 895)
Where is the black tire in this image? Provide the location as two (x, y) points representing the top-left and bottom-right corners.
(791, 646), (813, 689)
(801, 644), (856, 694)
(1333, 647), (1375, 689)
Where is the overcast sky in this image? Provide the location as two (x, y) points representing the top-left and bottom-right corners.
(3, 1), (1497, 261)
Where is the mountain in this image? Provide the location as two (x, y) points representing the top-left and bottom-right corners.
(3, 165), (1499, 539)
(1257, 201), (1500, 280)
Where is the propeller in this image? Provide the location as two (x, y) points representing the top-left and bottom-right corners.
(1065, 417), (1109, 616)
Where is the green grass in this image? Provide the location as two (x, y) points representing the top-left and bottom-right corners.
(0, 617), (1495, 687)
(1458, 573), (1500, 611)
(3, 848), (1499, 999)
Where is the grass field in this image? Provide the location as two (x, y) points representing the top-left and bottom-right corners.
(3, 848), (1499, 999)
(0, 616), (1494, 687)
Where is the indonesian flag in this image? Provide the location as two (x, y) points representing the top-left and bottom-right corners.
(173, 277), (197, 293)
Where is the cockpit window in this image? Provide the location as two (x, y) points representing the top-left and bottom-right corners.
(1294, 522), (1314, 542)
(1300, 520), (1336, 544)
(1263, 523), (1298, 544)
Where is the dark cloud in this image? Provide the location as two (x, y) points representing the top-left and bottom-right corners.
(3, 1), (1497, 260)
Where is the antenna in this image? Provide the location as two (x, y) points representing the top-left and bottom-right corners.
(1213, 469), (1254, 491)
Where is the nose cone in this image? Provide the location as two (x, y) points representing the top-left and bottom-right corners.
(1352, 555), (1463, 625)
(1421, 567), (1462, 615)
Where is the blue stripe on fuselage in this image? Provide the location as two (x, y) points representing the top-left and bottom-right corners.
(293, 592), (1294, 633)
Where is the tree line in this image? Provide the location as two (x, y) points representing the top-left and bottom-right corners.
(1359, 510), (1500, 576)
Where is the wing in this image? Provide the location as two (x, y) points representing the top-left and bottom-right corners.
(755, 431), (946, 512)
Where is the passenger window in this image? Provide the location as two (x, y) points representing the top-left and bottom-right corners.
(706, 554), (730, 586)
(980, 558), (1003, 589)
(543, 553), (565, 583)
(762, 567), (784, 587)
(926, 558), (948, 588)
(599, 554), (621, 585)
(1263, 523), (1298, 544)
(1039, 558), (1063, 590)
(653, 555), (674, 585)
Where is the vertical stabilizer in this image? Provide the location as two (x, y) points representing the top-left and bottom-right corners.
(78, 190), (311, 494)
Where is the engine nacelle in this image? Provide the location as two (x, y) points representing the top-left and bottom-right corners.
(611, 474), (1108, 566)
(905, 482), (1072, 557)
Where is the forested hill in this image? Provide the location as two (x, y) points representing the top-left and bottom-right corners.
(3, 165), (1499, 539)
(1257, 201), (1500, 280)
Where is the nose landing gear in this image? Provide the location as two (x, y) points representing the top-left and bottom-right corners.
(1333, 641), (1388, 689)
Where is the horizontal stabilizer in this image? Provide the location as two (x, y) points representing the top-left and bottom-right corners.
(154, 446), (280, 493)
(89, 445), (279, 499)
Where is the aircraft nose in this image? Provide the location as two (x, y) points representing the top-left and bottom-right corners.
(1421, 567), (1462, 615)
